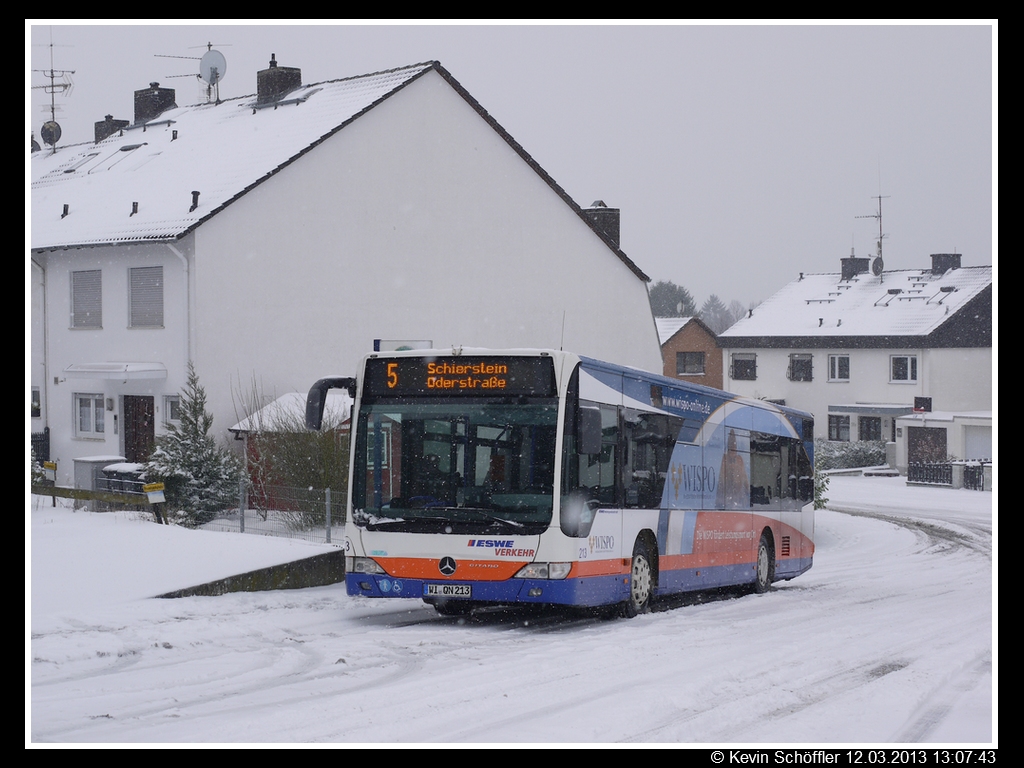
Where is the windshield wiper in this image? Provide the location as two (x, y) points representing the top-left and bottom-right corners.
(456, 506), (525, 529)
(354, 506), (528, 531)
(361, 513), (455, 532)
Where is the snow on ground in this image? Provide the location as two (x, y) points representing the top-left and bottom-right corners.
(30, 505), (337, 615)
(28, 476), (994, 745)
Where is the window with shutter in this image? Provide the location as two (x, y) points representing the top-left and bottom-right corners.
(71, 270), (102, 328)
(129, 266), (163, 328)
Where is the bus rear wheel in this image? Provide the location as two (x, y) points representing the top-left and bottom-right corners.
(620, 540), (654, 618)
(754, 533), (774, 593)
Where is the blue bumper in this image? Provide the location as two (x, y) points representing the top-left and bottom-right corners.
(346, 572), (629, 607)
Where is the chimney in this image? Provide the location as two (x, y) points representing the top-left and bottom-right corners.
(134, 83), (177, 125)
(257, 54), (302, 106)
(930, 253), (961, 275)
(583, 200), (620, 247)
(840, 255), (870, 281)
(95, 114), (129, 143)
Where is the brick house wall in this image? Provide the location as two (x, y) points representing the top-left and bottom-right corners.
(660, 319), (723, 390)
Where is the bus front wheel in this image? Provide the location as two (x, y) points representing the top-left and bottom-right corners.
(428, 599), (475, 616)
(620, 539), (654, 618)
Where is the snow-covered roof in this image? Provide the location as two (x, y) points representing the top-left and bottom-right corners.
(30, 60), (649, 283)
(894, 410), (993, 423)
(654, 317), (692, 345)
(654, 316), (718, 346)
(31, 62), (435, 250)
(229, 391), (351, 434)
(718, 264), (991, 347)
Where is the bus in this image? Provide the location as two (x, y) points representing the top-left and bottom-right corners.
(306, 348), (815, 617)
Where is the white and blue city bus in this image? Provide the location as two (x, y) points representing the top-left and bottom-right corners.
(306, 348), (815, 617)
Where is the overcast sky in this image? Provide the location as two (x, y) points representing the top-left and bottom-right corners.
(27, 22), (995, 309)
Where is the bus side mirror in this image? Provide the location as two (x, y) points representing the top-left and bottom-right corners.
(306, 377), (356, 430)
(560, 492), (599, 538)
(578, 406), (602, 455)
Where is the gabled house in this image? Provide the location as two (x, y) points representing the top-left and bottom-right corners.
(717, 253), (992, 466)
(654, 316), (722, 389)
(31, 59), (663, 487)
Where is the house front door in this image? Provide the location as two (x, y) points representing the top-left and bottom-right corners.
(124, 395), (155, 463)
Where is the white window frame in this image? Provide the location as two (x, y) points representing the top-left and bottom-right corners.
(164, 394), (181, 424)
(828, 354), (850, 382)
(129, 266), (164, 328)
(70, 269), (102, 329)
(74, 393), (106, 437)
(890, 354), (918, 383)
(676, 351), (705, 376)
(828, 414), (850, 442)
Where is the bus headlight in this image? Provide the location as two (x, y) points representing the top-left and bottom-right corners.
(346, 556), (387, 575)
(548, 562), (572, 579)
(513, 562), (571, 580)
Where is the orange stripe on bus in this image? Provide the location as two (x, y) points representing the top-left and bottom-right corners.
(375, 557), (525, 581)
(568, 560), (630, 578)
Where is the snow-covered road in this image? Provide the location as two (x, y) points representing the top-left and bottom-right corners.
(29, 476), (993, 744)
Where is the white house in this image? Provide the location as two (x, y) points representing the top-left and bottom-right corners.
(31, 59), (663, 487)
(717, 253), (992, 464)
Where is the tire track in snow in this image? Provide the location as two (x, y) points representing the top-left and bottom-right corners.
(616, 656), (911, 743)
(893, 648), (993, 743)
(827, 504), (991, 558)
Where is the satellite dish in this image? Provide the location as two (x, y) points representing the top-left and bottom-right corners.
(872, 257), (884, 276)
(157, 44), (230, 103)
(40, 120), (62, 147)
(199, 49), (227, 85)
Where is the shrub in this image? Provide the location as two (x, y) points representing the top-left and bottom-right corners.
(813, 471), (829, 510)
(31, 447), (46, 485)
(814, 439), (888, 471)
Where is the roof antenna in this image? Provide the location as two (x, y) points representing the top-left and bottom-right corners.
(157, 42), (230, 104)
(560, 310), (566, 351)
(856, 193), (889, 283)
(31, 27), (75, 153)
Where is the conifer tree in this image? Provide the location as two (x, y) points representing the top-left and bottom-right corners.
(145, 362), (241, 527)
(648, 280), (697, 317)
(699, 294), (732, 334)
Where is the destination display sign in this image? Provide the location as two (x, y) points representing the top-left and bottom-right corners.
(363, 356), (556, 398)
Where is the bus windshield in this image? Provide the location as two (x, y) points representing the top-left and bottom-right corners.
(352, 401), (558, 535)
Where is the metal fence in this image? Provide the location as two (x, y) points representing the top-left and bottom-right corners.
(202, 482), (345, 546)
(962, 462), (988, 491)
(908, 460), (991, 490)
(908, 462), (953, 486)
(96, 474), (147, 495)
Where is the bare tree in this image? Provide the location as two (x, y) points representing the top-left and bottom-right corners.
(727, 299), (748, 329)
(232, 377), (350, 530)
